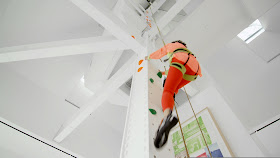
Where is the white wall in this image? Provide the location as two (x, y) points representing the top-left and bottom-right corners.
(0, 65), (78, 140)
(0, 117), (81, 158)
(60, 104), (126, 158)
(204, 37), (280, 131)
(176, 87), (264, 157)
(0, 64), (127, 158)
(251, 120), (280, 156)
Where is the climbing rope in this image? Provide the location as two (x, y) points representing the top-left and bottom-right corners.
(147, 3), (189, 156)
(147, 2), (212, 157)
(184, 88), (212, 157)
(174, 100), (190, 158)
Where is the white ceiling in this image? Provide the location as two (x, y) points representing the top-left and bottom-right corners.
(260, 3), (280, 32)
(3, 54), (93, 99)
(248, 2), (280, 62)
(0, 0), (104, 47)
(163, 0), (280, 61)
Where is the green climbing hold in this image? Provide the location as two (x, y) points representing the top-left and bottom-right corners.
(157, 72), (162, 78)
(150, 78), (154, 83)
(149, 109), (157, 115)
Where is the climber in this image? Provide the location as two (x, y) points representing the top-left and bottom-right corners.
(145, 40), (202, 148)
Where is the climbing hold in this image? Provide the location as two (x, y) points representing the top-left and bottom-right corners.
(150, 78), (154, 83)
(131, 36), (135, 39)
(157, 72), (162, 78)
(149, 109), (157, 115)
(138, 59), (143, 65)
(138, 67), (143, 72)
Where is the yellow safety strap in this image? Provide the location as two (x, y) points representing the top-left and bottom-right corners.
(166, 62), (198, 81)
(170, 62), (186, 74)
(183, 74), (198, 81)
(168, 48), (195, 64)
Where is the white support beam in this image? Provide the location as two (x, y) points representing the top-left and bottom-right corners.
(66, 82), (130, 109)
(0, 35), (128, 63)
(108, 88), (130, 107)
(54, 54), (137, 142)
(70, 0), (145, 54)
(84, 50), (123, 93)
(148, 0), (191, 38)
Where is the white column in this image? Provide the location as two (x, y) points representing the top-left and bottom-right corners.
(120, 38), (149, 158)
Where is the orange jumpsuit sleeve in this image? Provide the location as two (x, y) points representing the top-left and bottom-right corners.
(148, 43), (174, 60)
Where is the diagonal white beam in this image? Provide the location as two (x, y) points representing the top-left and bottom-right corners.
(83, 0), (129, 92)
(70, 0), (145, 55)
(0, 35), (128, 63)
(146, 0), (167, 15)
(54, 54), (137, 142)
(148, 0), (191, 38)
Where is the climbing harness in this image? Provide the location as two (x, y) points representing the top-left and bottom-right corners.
(147, 2), (212, 157)
(166, 48), (198, 81)
(165, 61), (198, 82)
(165, 48), (195, 63)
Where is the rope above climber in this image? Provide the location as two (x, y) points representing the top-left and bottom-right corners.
(145, 40), (202, 149)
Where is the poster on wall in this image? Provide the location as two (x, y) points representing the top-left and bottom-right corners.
(170, 108), (233, 157)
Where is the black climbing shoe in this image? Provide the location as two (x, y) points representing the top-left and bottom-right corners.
(154, 111), (178, 148)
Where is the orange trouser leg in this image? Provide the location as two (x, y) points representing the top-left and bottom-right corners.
(176, 79), (191, 92)
(162, 66), (183, 112)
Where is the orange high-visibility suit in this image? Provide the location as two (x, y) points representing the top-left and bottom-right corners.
(148, 42), (202, 111)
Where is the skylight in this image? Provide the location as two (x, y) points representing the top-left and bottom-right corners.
(237, 19), (265, 44)
(80, 75), (85, 83)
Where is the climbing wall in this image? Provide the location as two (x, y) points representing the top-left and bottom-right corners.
(148, 63), (176, 158)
